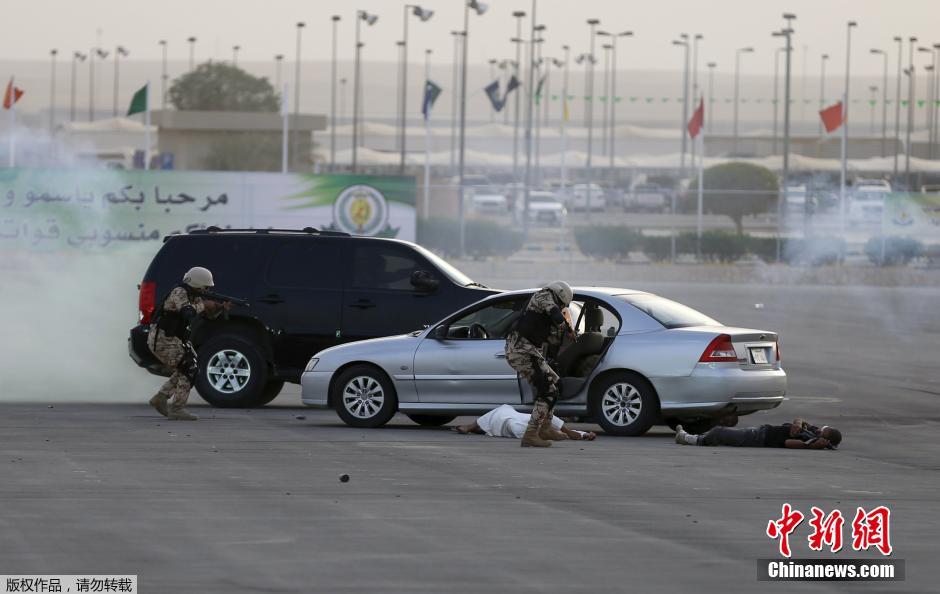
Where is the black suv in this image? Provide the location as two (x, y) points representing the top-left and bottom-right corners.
(129, 228), (496, 407)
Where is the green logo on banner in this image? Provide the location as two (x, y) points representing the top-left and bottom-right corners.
(333, 185), (389, 236)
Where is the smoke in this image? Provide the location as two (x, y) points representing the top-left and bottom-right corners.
(0, 125), (162, 403)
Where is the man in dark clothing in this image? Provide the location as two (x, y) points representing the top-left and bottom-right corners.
(675, 417), (842, 450)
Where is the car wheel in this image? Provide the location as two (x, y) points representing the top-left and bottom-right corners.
(332, 364), (398, 429)
(406, 414), (458, 427)
(589, 371), (658, 436)
(249, 380), (285, 407)
(195, 334), (269, 408)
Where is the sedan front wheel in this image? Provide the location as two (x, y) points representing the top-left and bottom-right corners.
(332, 365), (398, 429)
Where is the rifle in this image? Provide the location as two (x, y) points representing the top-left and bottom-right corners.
(200, 289), (250, 308)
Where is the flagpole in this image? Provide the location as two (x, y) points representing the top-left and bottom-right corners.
(282, 83), (290, 174)
(8, 102), (14, 168)
(144, 82), (151, 170)
(839, 94), (847, 246)
(423, 51), (432, 220)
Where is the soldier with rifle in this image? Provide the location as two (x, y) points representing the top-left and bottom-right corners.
(147, 267), (248, 420)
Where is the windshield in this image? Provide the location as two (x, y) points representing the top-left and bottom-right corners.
(617, 294), (720, 329)
(412, 244), (475, 287)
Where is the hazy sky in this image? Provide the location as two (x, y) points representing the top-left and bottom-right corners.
(5, 0), (940, 76)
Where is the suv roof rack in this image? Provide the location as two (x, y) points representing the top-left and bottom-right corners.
(189, 227), (351, 237)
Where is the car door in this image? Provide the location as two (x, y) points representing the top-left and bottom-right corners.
(412, 297), (526, 404)
(341, 242), (449, 341)
(253, 238), (345, 371)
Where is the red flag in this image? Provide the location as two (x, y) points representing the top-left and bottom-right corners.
(3, 77), (24, 109)
(819, 101), (843, 133)
(687, 97), (704, 139)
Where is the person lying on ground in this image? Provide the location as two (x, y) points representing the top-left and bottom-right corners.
(674, 417), (841, 449)
(454, 404), (597, 441)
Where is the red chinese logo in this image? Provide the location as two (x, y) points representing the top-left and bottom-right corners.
(766, 503), (805, 558)
(807, 507), (844, 553)
(851, 506), (892, 556)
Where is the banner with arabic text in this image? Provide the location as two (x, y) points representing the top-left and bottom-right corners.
(0, 169), (416, 251)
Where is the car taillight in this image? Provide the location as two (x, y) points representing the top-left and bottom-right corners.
(139, 281), (156, 324)
(776, 341), (781, 362)
(699, 334), (737, 362)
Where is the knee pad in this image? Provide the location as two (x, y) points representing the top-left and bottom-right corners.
(177, 346), (198, 383)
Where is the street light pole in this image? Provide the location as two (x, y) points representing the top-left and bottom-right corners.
(113, 46), (128, 117)
(893, 37), (902, 177)
(457, 0), (488, 257)
(600, 43), (611, 158)
(919, 47), (936, 161)
(707, 61), (716, 134)
(933, 43), (940, 159)
(70, 52), (85, 123)
(89, 47), (108, 121)
(187, 37), (196, 71)
(511, 10), (525, 207)
(159, 40), (168, 111)
(869, 85), (878, 133)
(584, 18), (600, 216)
(607, 32), (633, 172)
(905, 37), (916, 186)
(233, 45), (240, 66)
(352, 11), (379, 174)
(49, 49), (57, 133)
(293, 22), (305, 172)
(275, 55), (283, 96)
(819, 53), (828, 135)
(871, 49), (888, 157)
(780, 13), (796, 264)
(679, 34), (690, 172)
(841, 21), (858, 241)
(400, 5), (434, 175)
(450, 30), (463, 176)
(330, 15), (340, 171)
(560, 44), (570, 196)
(772, 44), (784, 154)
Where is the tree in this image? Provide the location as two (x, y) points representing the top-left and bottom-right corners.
(169, 62), (279, 112)
(701, 162), (779, 234)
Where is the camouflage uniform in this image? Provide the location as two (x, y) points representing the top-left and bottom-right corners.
(505, 288), (567, 428)
(148, 286), (215, 408)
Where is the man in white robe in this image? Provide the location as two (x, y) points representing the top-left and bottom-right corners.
(454, 404), (596, 440)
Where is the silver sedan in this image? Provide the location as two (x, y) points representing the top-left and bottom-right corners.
(300, 288), (787, 436)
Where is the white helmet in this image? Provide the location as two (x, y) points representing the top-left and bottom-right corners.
(183, 266), (215, 289)
(545, 280), (573, 306)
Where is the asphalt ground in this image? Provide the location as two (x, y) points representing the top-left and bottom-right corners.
(1, 282), (937, 593)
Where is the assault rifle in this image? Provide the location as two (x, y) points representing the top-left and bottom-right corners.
(200, 289), (250, 308)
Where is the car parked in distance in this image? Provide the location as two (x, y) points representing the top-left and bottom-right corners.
(129, 228), (497, 408)
(514, 190), (567, 226)
(625, 183), (669, 212)
(301, 287), (786, 436)
(568, 183), (607, 211)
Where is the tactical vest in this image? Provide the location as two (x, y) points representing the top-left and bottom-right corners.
(153, 284), (198, 340)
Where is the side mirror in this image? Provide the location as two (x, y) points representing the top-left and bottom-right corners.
(411, 270), (440, 293)
(433, 325), (448, 340)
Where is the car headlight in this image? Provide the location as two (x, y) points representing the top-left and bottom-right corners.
(304, 358), (319, 372)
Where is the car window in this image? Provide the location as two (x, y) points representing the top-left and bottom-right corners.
(267, 239), (343, 289)
(617, 294), (719, 329)
(168, 237), (263, 295)
(448, 298), (526, 340)
(350, 244), (430, 291)
(570, 300), (620, 337)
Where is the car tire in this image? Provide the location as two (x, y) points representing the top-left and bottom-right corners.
(406, 414), (458, 427)
(332, 364), (398, 429)
(249, 380), (285, 407)
(589, 371), (659, 436)
(195, 334), (269, 408)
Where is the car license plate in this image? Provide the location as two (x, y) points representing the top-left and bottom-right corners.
(750, 348), (768, 364)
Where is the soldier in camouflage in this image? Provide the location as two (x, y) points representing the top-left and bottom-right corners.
(147, 266), (228, 421)
(505, 281), (576, 447)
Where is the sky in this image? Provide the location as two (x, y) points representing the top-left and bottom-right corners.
(4, 0), (940, 77)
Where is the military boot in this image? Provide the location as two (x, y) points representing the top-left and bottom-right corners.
(538, 409), (569, 441)
(521, 422), (552, 447)
(167, 404), (198, 421)
(149, 393), (169, 417)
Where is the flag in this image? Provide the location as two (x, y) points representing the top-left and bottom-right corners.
(505, 75), (521, 95)
(3, 78), (24, 109)
(484, 80), (505, 112)
(127, 83), (148, 116)
(819, 101), (843, 133)
(422, 79), (442, 120)
(687, 97), (704, 139)
(535, 75), (546, 105)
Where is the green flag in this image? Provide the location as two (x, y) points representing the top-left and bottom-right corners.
(127, 83), (148, 116)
